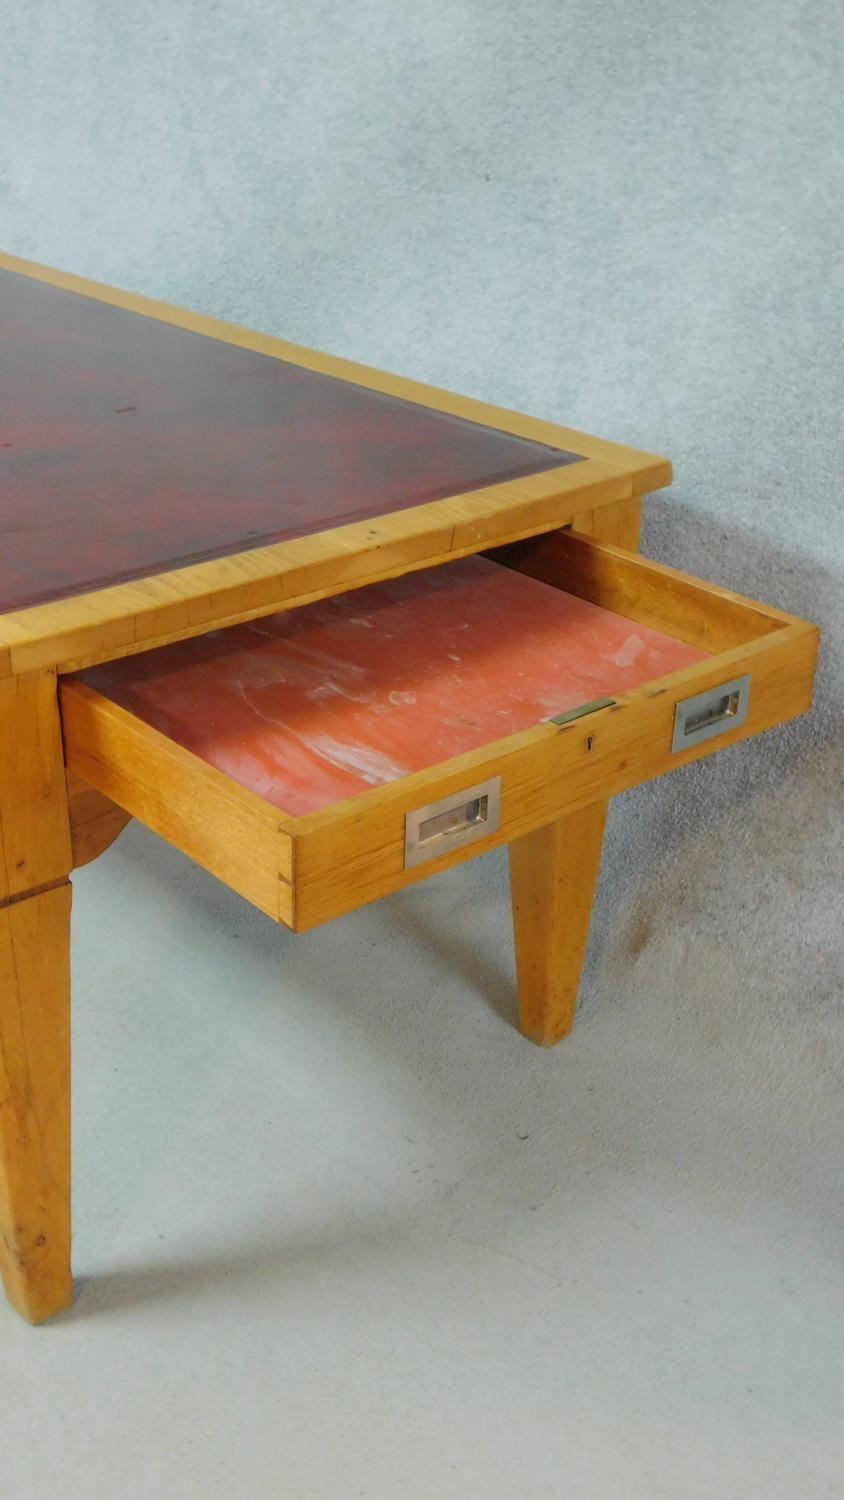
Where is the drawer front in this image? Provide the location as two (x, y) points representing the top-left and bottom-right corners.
(290, 618), (816, 929)
(60, 532), (818, 933)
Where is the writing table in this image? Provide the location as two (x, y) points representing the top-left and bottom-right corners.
(0, 251), (818, 1323)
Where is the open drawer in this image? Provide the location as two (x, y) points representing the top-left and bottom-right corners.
(59, 531), (818, 931)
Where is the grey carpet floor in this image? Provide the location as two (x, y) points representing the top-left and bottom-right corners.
(1, 3), (842, 1496)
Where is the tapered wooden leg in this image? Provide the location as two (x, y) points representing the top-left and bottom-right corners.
(0, 883), (72, 1321)
(509, 802), (608, 1046)
(0, 670), (74, 1322)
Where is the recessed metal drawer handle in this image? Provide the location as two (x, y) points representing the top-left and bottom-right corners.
(672, 675), (751, 752)
(405, 776), (501, 869)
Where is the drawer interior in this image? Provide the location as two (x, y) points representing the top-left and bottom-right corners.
(60, 529), (817, 931)
(73, 554), (707, 818)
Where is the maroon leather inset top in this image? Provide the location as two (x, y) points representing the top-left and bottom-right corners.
(0, 270), (582, 614)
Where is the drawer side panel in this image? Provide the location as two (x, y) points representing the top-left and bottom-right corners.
(60, 683), (294, 925)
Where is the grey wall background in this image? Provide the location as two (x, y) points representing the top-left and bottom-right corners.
(1, 4), (842, 1497)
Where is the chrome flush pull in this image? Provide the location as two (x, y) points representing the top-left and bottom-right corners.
(672, 675), (751, 752)
(404, 777), (501, 869)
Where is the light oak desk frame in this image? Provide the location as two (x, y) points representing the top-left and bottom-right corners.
(0, 253), (818, 1324)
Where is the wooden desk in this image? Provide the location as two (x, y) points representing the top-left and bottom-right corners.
(0, 251), (818, 1324)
